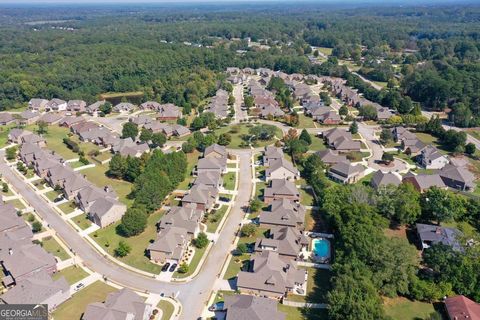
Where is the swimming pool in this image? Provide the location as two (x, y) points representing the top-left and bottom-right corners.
(311, 238), (331, 262)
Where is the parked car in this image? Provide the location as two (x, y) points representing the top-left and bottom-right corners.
(53, 195), (64, 203)
(162, 263), (171, 272)
(74, 283), (84, 291)
(208, 301), (225, 312)
(169, 263), (177, 272)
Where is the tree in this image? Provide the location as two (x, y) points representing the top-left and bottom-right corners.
(339, 105), (348, 116)
(79, 155), (89, 165)
(421, 187), (466, 224)
(124, 156), (142, 182)
(114, 241), (131, 257)
(465, 142), (476, 156)
(217, 133), (231, 146)
(381, 152), (394, 164)
(228, 94), (235, 106)
(393, 183), (421, 224)
(236, 243), (248, 255)
(182, 142), (194, 153)
(299, 129), (312, 145)
(249, 199), (263, 213)
(122, 122), (138, 140)
(31, 221), (42, 233)
(2, 183), (8, 193)
(99, 101), (112, 115)
(118, 207), (148, 237)
(108, 154), (127, 179)
(139, 128), (153, 142)
(240, 223), (257, 237)
(320, 92), (332, 106)
(379, 128), (393, 145)
(5, 146), (17, 160)
(359, 105), (377, 121)
(249, 125), (277, 141)
(244, 95), (254, 109)
(37, 121), (48, 134)
(178, 263), (189, 274)
(151, 133), (166, 148)
(349, 121), (358, 134)
(194, 232), (209, 249)
(285, 138), (308, 163)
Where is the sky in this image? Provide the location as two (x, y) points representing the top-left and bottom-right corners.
(0, 0), (465, 3)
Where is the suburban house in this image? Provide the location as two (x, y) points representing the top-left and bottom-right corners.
(237, 251), (306, 299)
(38, 113), (62, 125)
(416, 223), (462, 252)
(315, 149), (347, 166)
(418, 145), (449, 169)
(8, 128), (33, 144)
(88, 197), (127, 228)
(86, 101), (107, 116)
(402, 173), (446, 192)
(140, 101), (161, 110)
(309, 107), (341, 124)
(263, 146), (284, 166)
(259, 199), (305, 229)
(113, 102), (135, 113)
(204, 143), (228, 159)
(158, 205), (203, 238)
(74, 185), (117, 212)
(0, 112), (15, 125)
(370, 171), (402, 190)
(328, 161), (365, 184)
(193, 171), (222, 189)
(156, 103), (182, 120)
(264, 179), (300, 204)
(254, 226), (308, 258)
(67, 100), (87, 113)
(45, 98), (67, 112)
(59, 116), (85, 128)
(196, 157), (227, 175)
(223, 295), (286, 320)
(112, 138), (150, 158)
(130, 114), (153, 127)
(21, 133), (46, 147)
(83, 288), (153, 320)
(28, 98), (49, 112)
(444, 295), (480, 320)
(148, 226), (189, 264)
(182, 184), (218, 211)
(265, 158), (300, 181)
(62, 174), (91, 200)
(439, 164), (476, 192)
(19, 110), (39, 125)
(323, 128), (361, 152)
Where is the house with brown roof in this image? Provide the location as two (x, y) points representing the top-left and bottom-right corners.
(265, 158), (300, 181)
(83, 288), (153, 320)
(181, 184), (218, 211)
(328, 161), (365, 184)
(19, 110), (40, 125)
(197, 157), (227, 175)
(59, 116), (85, 128)
(259, 199), (305, 229)
(264, 179), (300, 204)
(148, 226), (189, 264)
(88, 197), (127, 228)
(263, 146), (284, 166)
(204, 144), (227, 159)
(237, 251), (306, 299)
(254, 226), (308, 259)
(38, 113), (63, 125)
(156, 103), (182, 120)
(28, 98), (49, 112)
(315, 149), (347, 166)
(113, 102), (135, 113)
(223, 294), (286, 320)
(86, 101), (107, 116)
(402, 172), (446, 192)
(158, 205), (203, 238)
(444, 295), (480, 320)
(67, 100), (87, 113)
(193, 171), (222, 189)
(0, 113), (15, 125)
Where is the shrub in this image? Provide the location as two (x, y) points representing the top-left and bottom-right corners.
(2, 182), (8, 193)
(114, 241), (131, 257)
(236, 243), (248, 255)
(240, 223), (257, 237)
(31, 221), (42, 233)
(178, 263), (189, 274)
(193, 232), (209, 249)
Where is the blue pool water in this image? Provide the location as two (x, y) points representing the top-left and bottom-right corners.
(312, 238), (330, 260)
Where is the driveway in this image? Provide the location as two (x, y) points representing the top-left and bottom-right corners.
(0, 149), (253, 320)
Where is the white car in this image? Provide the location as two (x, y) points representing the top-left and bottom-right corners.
(74, 283), (85, 291)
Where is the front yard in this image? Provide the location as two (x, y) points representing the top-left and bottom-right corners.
(41, 236), (70, 261)
(58, 200), (77, 214)
(72, 214), (93, 230)
(222, 172), (236, 190)
(52, 266), (89, 285)
(173, 245), (207, 279)
(206, 205), (229, 233)
(157, 300), (176, 320)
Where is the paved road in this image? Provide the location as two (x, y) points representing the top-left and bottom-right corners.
(233, 84), (247, 123)
(0, 149), (253, 320)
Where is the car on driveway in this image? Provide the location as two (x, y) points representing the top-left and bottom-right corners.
(208, 301), (225, 312)
(74, 283), (84, 291)
(162, 263), (170, 272)
(169, 263), (177, 272)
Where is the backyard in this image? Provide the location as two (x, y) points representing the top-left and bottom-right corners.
(384, 297), (436, 320)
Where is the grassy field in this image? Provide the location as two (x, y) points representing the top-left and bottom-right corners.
(52, 281), (117, 320)
(223, 252), (250, 280)
(254, 181), (267, 201)
(384, 297), (435, 320)
(173, 245), (207, 278)
(214, 124), (282, 149)
(0, 123), (16, 148)
(52, 266), (89, 285)
(25, 125), (78, 160)
(317, 47), (333, 56)
(5, 198), (26, 210)
(206, 205), (229, 233)
(157, 300), (176, 320)
(46, 190), (62, 202)
(299, 188), (315, 206)
(41, 236), (70, 261)
(92, 211), (164, 274)
(58, 200), (77, 214)
(310, 136), (326, 152)
(72, 214), (93, 230)
(286, 268), (331, 303)
(277, 305), (328, 320)
(298, 114), (316, 129)
(222, 172), (236, 190)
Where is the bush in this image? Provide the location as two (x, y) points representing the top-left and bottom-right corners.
(63, 137), (80, 153)
(193, 232), (209, 249)
(5, 146), (17, 160)
(2, 182), (9, 193)
(31, 221), (42, 233)
(79, 155), (89, 165)
(249, 199), (263, 213)
(236, 243), (248, 255)
(178, 262), (189, 274)
(240, 223), (257, 237)
(117, 207), (148, 237)
(114, 241), (131, 257)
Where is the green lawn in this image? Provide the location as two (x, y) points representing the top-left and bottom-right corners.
(33, 179), (47, 190)
(277, 305), (328, 320)
(93, 151), (113, 163)
(0, 124), (16, 148)
(25, 125), (78, 160)
(318, 47), (333, 56)
(222, 172), (236, 190)
(58, 200), (77, 214)
(298, 114), (316, 129)
(41, 236), (70, 261)
(223, 253), (250, 280)
(214, 124), (282, 149)
(213, 290), (235, 304)
(72, 214), (93, 230)
(286, 268), (331, 303)
(68, 161), (85, 169)
(176, 151), (200, 191)
(206, 205), (229, 233)
(81, 164), (133, 207)
(310, 136), (326, 152)
(384, 297), (436, 320)
(5, 198), (26, 210)
(52, 281), (117, 320)
(255, 181), (267, 201)
(299, 188), (315, 206)
(52, 266), (89, 285)
(173, 245), (207, 279)
(46, 190), (62, 202)
(92, 211), (164, 274)
(227, 162), (237, 168)
(157, 300), (176, 320)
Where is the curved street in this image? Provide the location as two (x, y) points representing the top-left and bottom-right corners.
(0, 149), (254, 320)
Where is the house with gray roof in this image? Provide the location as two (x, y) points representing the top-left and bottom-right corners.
(315, 149), (347, 166)
(402, 172), (446, 192)
(83, 288), (153, 320)
(8, 128), (32, 144)
(323, 127), (351, 145)
(28, 98), (49, 112)
(263, 146), (284, 166)
(204, 144), (227, 159)
(67, 100), (87, 113)
(0, 113), (15, 125)
(439, 164), (476, 191)
(45, 98), (67, 112)
(401, 137), (426, 155)
(223, 294), (286, 320)
(130, 114), (154, 127)
(255, 226), (308, 258)
(264, 179), (299, 204)
(112, 138), (149, 158)
(74, 185), (117, 212)
(61, 173), (91, 199)
(19, 110), (39, 125)
(182, 184), (218, 212)
(88, 197), (127, 228)
(148, 226), (189, 264)
(237, 251), (306, 299)
(86, 101), (107, 116)
(59, 116), (84, 128)
(196, 157), (227, 175)
(45, 164), (75, 188)
(259, 199), (305, 229)
(140, 101), (161, 110)
(156, 103), (182, 120)
(259, 104), (285, 118)
(158, 205), (203, 237)
(0, 272), (70, 310)
(330, 136), (361, 152)
(21, 133), (46, 147)
(416, 223), (462, 252)
(38, 112), (63, 125)
(419, 145), (449, 169)
(328, 161), (365, 184)
(193, 171), (222, 189)
(265, 158), (300, 181)
(113, 102), (135, 113)
(370, 171), (402, 190)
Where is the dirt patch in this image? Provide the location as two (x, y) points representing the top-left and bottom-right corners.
(384, 225), (407, 239)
